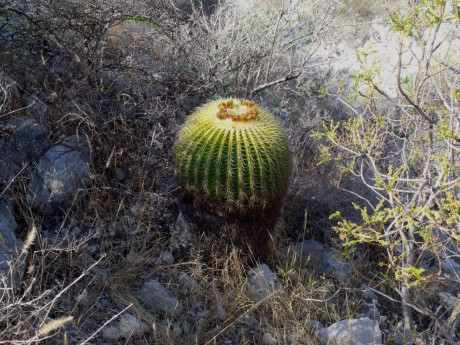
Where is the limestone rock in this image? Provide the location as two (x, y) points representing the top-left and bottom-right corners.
(170, 212), (194, 253)
(102, 313), (148, 340)
(317, 318), (382, 345)
(137, 279), (183, 315)
(284, 239), (323, 261)
(284, 239), (352, 280)
(0, 197), (22, 288)
(321, 250), (352, 280)
(27, 135), (93, 215)
(0, 116), (47, 185)
(176, 272), (198, 290)
(247, 263), (283, 302)
(262, 331), (276, 345)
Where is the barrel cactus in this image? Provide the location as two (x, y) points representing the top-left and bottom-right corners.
(174, 98), (291, 213)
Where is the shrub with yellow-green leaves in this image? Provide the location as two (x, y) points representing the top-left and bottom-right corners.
(313, 1), (460, 342)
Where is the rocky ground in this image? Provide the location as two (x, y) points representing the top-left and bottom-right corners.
(1, 0), (460, 344)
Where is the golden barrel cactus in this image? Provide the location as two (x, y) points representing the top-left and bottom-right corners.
(174, 98), (291, 213)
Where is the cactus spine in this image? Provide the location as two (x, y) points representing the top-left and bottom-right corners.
(174, 98), (290, 212)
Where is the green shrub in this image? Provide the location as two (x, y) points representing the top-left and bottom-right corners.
(314, 1), (460, 341)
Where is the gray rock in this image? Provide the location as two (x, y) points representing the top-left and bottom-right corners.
(172, 321), (183, 337)
(103, 70), (128, 93)
(149, 256), (162, 266)
(116, 167), (126, 181)
(170, 212), (194, 253)
(247, 263), (283, 302)
(75, 289), (90, 306)
(130, 52), (157, 72)
(148, 154), (158, 166)
(0, 73), (20, 100)
(190, 302), (209, 320)
(222, 337), (232, 344)
(217, 305), (227, 321)
(438, 291), (460, 309)
(177, 272), (198, 290)
(0, 117), (47, 185)
(137, 279), (183, 315)
(241, 316), (260, 328)
(284, 239), (323, 263)
(306, 319), (324, 331)
(262, 332), (276, 344)
(424, 228), (460, 277)
(317, 318), (382, 345)
(102, 313), (148, 340)
(0, 197), (21, 273)
(62, 320), (89, 342)
(358, 302), (381, 323)
(49, 66), (65, 76)
(99, 298), (110, 306)
(321, 250), (352, 280)
(27, 135), (93, 215)
(386, 323), (410, 345)
(159, 250), (174, 265)
(441, 257), (460, 276)
(24, 96), (46, 115)
(284, 239), (352, 280)
(1, 11), (37, 47)
(361, 285), (379, 302)
(130, 203), (142, 217)
(214, 290), (228, 321)
(125, 216), (136, 227)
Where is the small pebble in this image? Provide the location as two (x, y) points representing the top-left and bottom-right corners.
(148, 154), (158, 165)
(75, 289), (89, 305)
(116, 167), (126, 181)
(87, 246), (97, 254)
(160, 250), (174, 264)
(75, 331), (88, 340)
(130, 204), (142, 216)
(223, 337), (232, 345)
(217, 305), (227, 321)
(100, 298), (110, 306)
(177, 272), (198, 290)
(150, 257), (161, 265)
(263, 331), (276, 344)
(172, 323), (182, 337)
(126, 216), (136, 227)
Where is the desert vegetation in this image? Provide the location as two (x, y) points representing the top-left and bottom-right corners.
(0, 0), (459, 344)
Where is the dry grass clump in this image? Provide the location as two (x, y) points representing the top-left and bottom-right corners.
(1, 196), (359, 344)
(0, 140), (360, 343)
(101, 242), (351, 344)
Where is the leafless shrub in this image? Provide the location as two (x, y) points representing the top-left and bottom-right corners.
(174, 0), (339, 98)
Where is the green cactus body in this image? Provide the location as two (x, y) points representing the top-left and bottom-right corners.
(174, 98), (290, 212)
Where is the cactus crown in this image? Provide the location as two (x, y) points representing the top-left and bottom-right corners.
(216, 99), (260, 121)
(174, 98), (290, 213)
